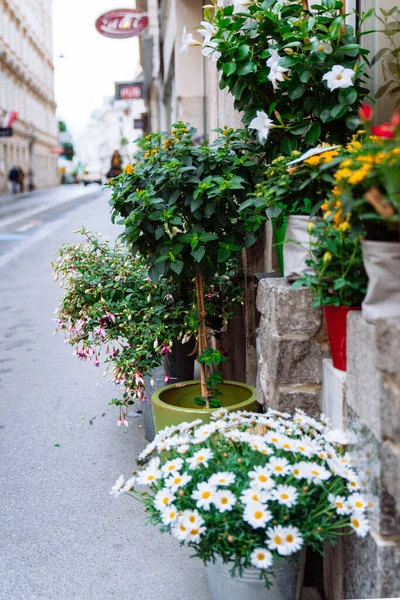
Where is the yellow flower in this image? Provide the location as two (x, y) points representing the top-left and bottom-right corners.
(333, 208), (343, 226)
(374, 152), (389, 164)
(152, 148), (158, 155)
(145, 135), (152, 141)
(339, 221), (350, 232)
(321, 150), (339, 163)
(324, 210), (332, 219)
(124, 164), (134, 175)
(346, 140), (362, 152)
(321, 202), (329, 211)
(144, 151), (150, 158)
(357, 155), (374, 164)
(223, 128), (231, 135)
(334, 168), (352, 181)
(391, 147), (400, 155)
(369, 135), (383, 144)
(287, 166), (298, 175)
(323, 251), (332, 263)
(291, 150), (301, 157)
(332, 186), (342, 197)
(340, 159), (353, 168)
(307, 222), (315, 233)
(348, 165), (371, 184)
(304, 155), (321, 166)
(335, 200), (342, 208)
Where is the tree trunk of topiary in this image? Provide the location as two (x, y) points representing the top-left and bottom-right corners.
(195, 271), (210, 407)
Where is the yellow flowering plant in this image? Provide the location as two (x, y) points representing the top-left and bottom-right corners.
(330, 106), (400, 240)
(293, 209), (368, 307)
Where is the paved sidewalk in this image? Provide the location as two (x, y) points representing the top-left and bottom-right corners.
(0, 197), (210, 600)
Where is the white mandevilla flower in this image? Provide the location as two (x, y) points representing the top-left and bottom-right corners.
(165, 472), (192, 492)
(322, 65), (355, 91)
(209, 471), (236, 487)
(328, 493), (352, 516)
(272, 484), (298, 508)
(243, 501), (273, 529)
(350, 512), (370, 537)
(192, 482), (217, 510)
(110, 475), (125, 498)
(250, 547), (274, 570)
(248, 111), (274, 143)
(266, 49), (290, 91)
(154, 489), (176, 512)
(179, 26), (202, 54)
(161, 458), (184, 477)
(232, 0), (253, 14)
(310, 37), (333, 54)
(161, 504), (178, 526)
(213, 489), (237, 513)
(266, 525), (303, 556)
(248, 465), (276, 490)
(198, 21), (221, 60)
(187, 448), (213, 469)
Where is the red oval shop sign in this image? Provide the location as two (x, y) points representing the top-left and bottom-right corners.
(95, 9), (148, 39)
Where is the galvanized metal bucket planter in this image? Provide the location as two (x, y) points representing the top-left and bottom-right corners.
(361, 239), (400, 323)
(205, 553), (305, 600)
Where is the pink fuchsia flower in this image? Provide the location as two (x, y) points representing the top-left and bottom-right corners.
(95, 325), (105, 339)
(164, 373), (171, 384)
(161, 343), (170, 355)
(106, 312), (116, 324)
(117, 417), (129, 428)
(134, 371), (144, 386)
(94, 356), (100, 367)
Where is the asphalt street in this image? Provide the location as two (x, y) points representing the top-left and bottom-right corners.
(0, 187), (210, 600)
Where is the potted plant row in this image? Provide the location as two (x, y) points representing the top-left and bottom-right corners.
(112, 408), (370, 600)
(107, 124), (264, 430)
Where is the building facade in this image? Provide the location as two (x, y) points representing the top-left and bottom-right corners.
(0, 0), (58, 192)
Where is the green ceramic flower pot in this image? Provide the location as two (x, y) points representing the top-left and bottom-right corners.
(151, 380), (258, 432)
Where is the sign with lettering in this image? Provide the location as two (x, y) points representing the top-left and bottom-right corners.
(95, 9), (148, 39)
(0, 128), (12, 137)
(115, 81), (143, 100)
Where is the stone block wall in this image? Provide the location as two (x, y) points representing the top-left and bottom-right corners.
(343, 314), (400, 600)
(256, 278), (327, 416)
(256, 280), (400, 599)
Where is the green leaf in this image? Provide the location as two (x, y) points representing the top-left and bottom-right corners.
(371, 47), (390, 67)
(338, 87), (357, 106)
(191, 245), (206, 263)
(193, 397), (206, 407)
(306, 122), (321, 146)
(331, 103), (348, 119)
(278, 56), (298, 68)
(345, 115), (360, 130)
(205, 200), (216, 219)
(236, 44), (250, 60)
(222, 61), (237, 76)
(299, 70), (311, 84)
(287, 81), (307, 101)
(155, 225), (164, 240)
(266, 205), (283, 218)
(281, 137), (297, 154)
(237, 61), (257, 76)
(218, 248), (231, 262)
(209, 399), (222, 408)
(199, 232), (218, 242)
(170, 260), (184, 275)
(375, 80), (394, 99)
(290, 122), (310, 136)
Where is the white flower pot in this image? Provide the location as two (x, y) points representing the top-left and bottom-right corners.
(283, 215), (315, 281)
(205, 554), (304, 600)
(361, 240), (400, 323)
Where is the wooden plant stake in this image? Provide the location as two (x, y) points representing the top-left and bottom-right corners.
(195, 271), (210, 408)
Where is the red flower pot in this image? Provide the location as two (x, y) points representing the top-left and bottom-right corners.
(323, 306), (361, 371)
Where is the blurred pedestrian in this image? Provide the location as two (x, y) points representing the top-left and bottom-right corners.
(18, 167), (25, 193)
(8, 166), (19, 194)
(28, 168), (35, 191)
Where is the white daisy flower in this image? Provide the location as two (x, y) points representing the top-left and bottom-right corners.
(250, 547), (274, 569)
(161, 458), (184, 477)
(165, 472), (192, 492)
(328, 493), (352, 516)
(187, 448), (213, 469)
(192, 482), (217, 510)
(110, 475), (125, 498)
(193, 425), (214, 443)
(136, 466), (163, 486)
(248, 466), (276, 490)
(324, 429), (349, 445)
(161, 504), (178, 526)
(154, 489), (176, 512)
(248, 436), (271, 455)
(122, 476), (136, 493)
(267, 456), (291, 476)
(241, 486), (272, 505)
(272, 484), (298, 508)
(266, 525), (289, 554)
(179, 419), (203, 432)
(291, 462), (310, 479)
(279, 436), (297, 453)
(172, 520), (190, 541)
(347, 493), (368, 514)
(209, 472), (236, 487)
(181, 509), (205, 529)
(347, 476), (361, 492)
(210, 407), (229, 420)
(281, 526), (304, 555)
(306, 463), (332, 485)
(177, 444), (190, 455)
(350, 512), (370, 537)
(213, 490), (237, 513)
(243, 501), (273, 529)
(265, 430), (283, 446)
(187, 524), (206, 543)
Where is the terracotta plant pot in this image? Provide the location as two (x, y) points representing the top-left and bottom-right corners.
(151, 380), (257, 432)
(324, 306), (361, 371)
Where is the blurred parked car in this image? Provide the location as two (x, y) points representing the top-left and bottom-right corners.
(82, 166), (102, 186)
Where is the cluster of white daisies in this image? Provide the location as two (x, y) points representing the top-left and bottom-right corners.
(112, 408), (370, 571)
